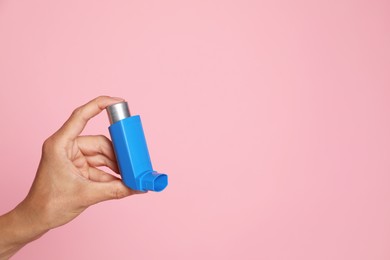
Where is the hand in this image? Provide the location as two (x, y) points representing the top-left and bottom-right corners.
(0, 96), (144, 259)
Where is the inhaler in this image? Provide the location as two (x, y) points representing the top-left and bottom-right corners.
(106, 102), (168, 192)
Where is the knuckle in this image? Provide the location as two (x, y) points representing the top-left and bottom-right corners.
(96, 95), (109, 102)
(42, 135), (64, 155)
(93, 154), (108, 167)
(71, 106), (89, 123)
(112, 186), (125, 200)
(97, 135), (112, 153)
(97, 134), (109, 145)
(99, 134), (110, 143)
(42, 137), (55, 153)
(99, 155), (108, 165)
(71, 106), (83, 118)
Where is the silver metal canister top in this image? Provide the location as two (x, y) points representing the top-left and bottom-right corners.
(106, 101), (131, 125)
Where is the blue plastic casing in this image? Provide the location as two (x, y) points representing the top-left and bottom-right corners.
(108, 115), (168, 192)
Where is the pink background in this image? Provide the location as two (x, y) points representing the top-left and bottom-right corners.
(0, 0), (389, 259)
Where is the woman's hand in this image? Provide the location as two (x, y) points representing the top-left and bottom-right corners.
(0, 96), (144, 259)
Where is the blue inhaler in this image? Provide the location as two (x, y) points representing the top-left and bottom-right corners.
(106, 102), (168, 192)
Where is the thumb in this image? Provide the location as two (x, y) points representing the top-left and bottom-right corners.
(85, 180), (144, 205)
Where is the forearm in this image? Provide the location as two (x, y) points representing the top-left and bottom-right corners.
(0, 202), (49, 259)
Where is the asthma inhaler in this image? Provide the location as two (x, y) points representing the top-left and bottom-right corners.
(106, 102), (168, 192)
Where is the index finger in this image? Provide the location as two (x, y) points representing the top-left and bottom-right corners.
(58, 96), (124, 140)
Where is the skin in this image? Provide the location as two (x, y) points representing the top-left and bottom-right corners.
(0, 96), (144, 259)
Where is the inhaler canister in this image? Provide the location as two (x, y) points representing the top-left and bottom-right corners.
(106, 102), (168, 192)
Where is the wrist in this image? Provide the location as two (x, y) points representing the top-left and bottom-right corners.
(0, 201), (50, 259)
(13, 199), (51, 241)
